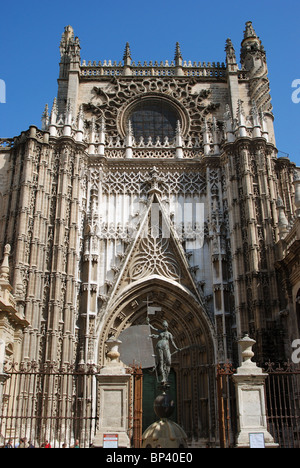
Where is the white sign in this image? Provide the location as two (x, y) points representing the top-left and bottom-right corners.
(249, 433), (265, 449)
(103, 434), (118, 448)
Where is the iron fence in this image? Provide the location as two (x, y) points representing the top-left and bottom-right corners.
(2, 359), (299, 448)
(0, 361), (100, 448)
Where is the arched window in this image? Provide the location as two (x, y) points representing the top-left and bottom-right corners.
(130, 99), (179, 142)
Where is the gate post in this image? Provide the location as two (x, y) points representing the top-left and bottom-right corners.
(93, 336), (131, 448)
(232, 335), (278, 448)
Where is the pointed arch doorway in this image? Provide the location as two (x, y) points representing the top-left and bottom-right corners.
(96, 277), (217, 446)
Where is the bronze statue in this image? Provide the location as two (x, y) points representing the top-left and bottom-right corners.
(146, 318), (181, 385)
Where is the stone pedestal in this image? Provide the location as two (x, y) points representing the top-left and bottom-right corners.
(93, 337), (131, 448)
(233, 335), (278, 448)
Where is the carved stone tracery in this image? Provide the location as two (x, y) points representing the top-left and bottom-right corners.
(83, 77), (220, 148)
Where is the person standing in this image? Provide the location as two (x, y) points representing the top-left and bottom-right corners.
(4, 439), (13, 448)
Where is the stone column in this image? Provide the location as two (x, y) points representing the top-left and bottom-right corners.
(93, 337), (131, 448)
(232, 335), (278, 448)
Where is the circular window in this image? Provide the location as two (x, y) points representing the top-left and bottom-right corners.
(129, 99), (179, 142)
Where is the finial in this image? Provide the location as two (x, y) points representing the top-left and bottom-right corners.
(238, 334), (256, 365)
(202, 118), (211, 156)
(77, 105), (84, 132)
(50, 98), (58, 124)
(175, 120), (182, 136)
(243, 21), (258, 40)
(63, 25), (74, 41)
(0, 244), (11, 282)
(237, 100), (247, 137)
(64, 99), (73, 126)
(99, 115), (105, 133)
(224, 105), (235, 143)
(212, 117), (220, 154)
(41, 104), (49, 131)
(106, 336), (122, 364)
(175, 120), (183, 159)
(277, 196), (289, 238)
(174, 42), (183, 66)
(123, 42), (132, 66)
(251, 100), (262, 137)
(90, 116), (96, 133)
(125, 120), (134, 158)
(59, 25), (80, 60)
(225, 38), (237, 66)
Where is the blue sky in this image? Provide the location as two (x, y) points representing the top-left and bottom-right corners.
(1, 0), (299, 165)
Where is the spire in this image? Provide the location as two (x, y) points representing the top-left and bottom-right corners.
(41, 104), (49, 131)
(174, 42), (184, 76)
(225, 38), (237, 67)
(174, 42), (182, 66)
(49, 98), (58, 137)
(240, 21), (265, 66)
(59, 25), (80, 60)
(123, 42), (132, 66)
(240, 21), (272, 122)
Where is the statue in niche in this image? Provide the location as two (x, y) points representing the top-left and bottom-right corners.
(146, 317), (181, 385)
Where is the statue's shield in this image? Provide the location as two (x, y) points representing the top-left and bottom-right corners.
(119, 325), (156, 369)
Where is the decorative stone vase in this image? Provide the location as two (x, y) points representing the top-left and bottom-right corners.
(106, 336), (122, 364)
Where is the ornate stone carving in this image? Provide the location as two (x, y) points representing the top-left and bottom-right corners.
(129, 236), (181, 282)
(83, 76), (220, 148)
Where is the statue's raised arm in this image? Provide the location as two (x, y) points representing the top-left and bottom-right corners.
(146, 316), (159, 332)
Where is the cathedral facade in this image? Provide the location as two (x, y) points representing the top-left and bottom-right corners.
(0, 22), (299, 447)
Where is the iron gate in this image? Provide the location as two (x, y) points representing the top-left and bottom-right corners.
(216, 363), (237, 448)
(216, 360), (300, 449)
(264, 361), (300, 448)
